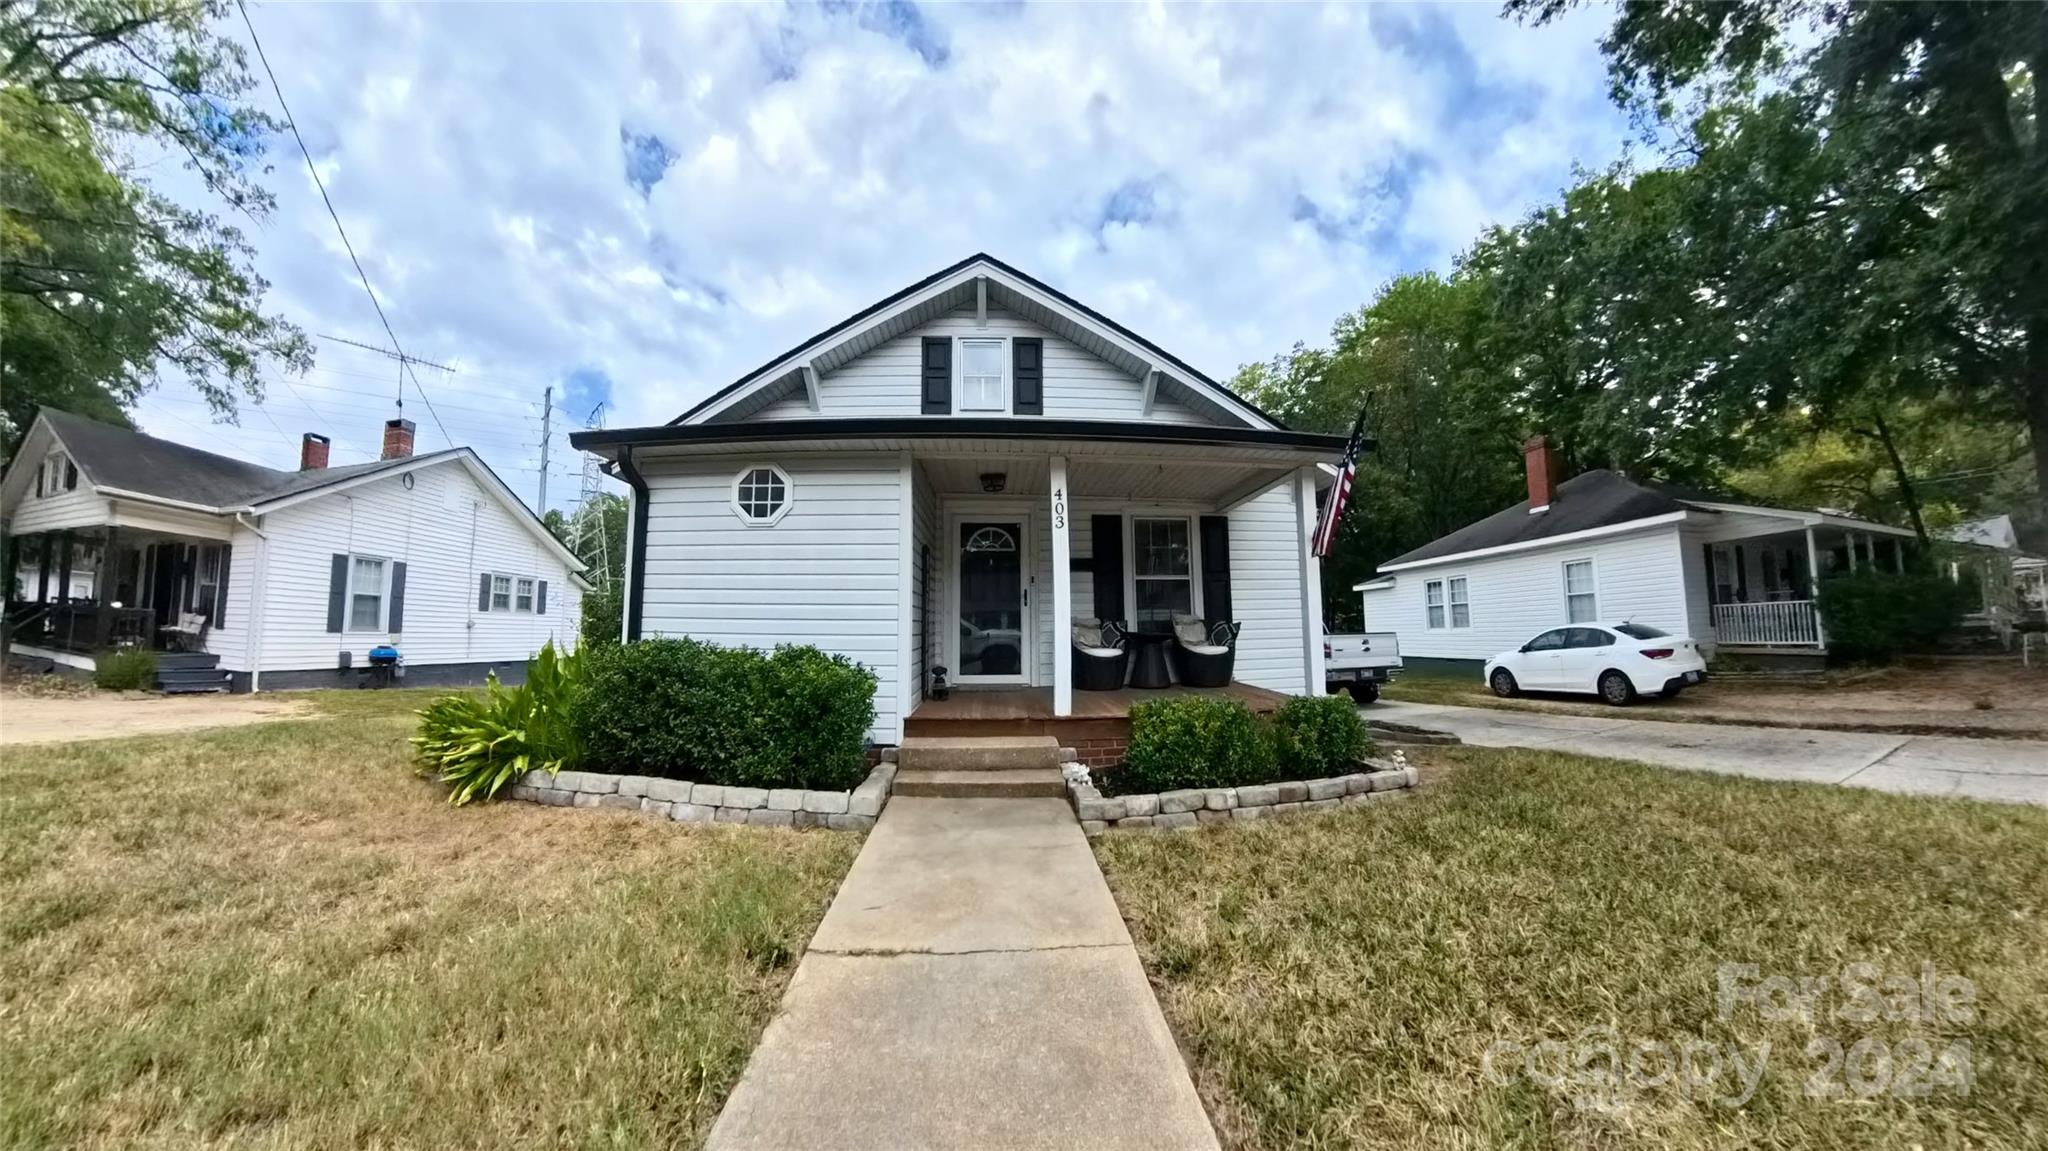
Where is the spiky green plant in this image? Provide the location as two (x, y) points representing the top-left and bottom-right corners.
(412, 641), (582, 805)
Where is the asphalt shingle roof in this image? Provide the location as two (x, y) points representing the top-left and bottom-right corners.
(1382, 469), (1685, 567)
(38, 408), (437, 509)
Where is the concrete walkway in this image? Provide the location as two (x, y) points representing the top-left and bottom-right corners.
(706, 797), (1219, 1151)
(1376, 700), (2048, 806)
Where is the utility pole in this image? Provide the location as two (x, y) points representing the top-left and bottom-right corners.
(537, 385), (553, 512)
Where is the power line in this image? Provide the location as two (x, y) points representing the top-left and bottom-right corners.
(235, 0), (453, 450)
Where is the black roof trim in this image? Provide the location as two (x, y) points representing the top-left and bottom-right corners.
(576, 416), (1347, 454)
(667, 253), (1287, 429)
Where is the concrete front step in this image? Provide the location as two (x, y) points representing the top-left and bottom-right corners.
(893, 768), (1068, 799)
(897, 735), (1060, 773)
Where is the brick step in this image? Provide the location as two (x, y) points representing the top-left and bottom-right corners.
(896, 735), (1061, 773)
(892, 768), (1068, 799)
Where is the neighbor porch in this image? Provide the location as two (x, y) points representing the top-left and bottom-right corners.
(1683, 505), (1918, 653)
(5, 524), (235, 662)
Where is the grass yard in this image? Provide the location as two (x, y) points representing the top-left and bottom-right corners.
(1096, 747), (2048, 1150)
(0, 688), (860, 1149)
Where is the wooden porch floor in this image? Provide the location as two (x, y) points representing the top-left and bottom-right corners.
(909, 682), (1289, 722)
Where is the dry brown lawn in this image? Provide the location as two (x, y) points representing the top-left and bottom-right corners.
(1097, 745), (2048, 1150)
(0, 689), (859, 1149)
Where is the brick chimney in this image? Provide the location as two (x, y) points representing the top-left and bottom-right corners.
(381, 417), (416, 460)
(1523, 434), (1559, 512)
(299, 432), (330, 471)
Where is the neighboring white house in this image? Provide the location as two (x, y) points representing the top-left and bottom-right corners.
(2, 409), (587, 691)
(570, 252), (1343, 745)
(1357, 435), (1918, 674)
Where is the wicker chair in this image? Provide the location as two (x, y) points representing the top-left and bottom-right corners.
(1071, 617), (1129, 691)
(1170, 613), (1239, 688)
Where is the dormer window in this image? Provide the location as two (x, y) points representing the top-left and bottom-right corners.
(38, 452), (75, 498)
(958, 338), (1006, 412)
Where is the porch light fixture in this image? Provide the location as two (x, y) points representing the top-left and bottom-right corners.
(979, 472), (1007, 493)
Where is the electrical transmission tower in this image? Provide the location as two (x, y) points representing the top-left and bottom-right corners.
(571, 403), (612, 592)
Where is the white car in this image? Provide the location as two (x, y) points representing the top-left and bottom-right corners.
(1484, 621), (1707, 705)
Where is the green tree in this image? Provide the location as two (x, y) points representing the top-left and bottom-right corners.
(543, 492), (627, 646)
(1, 0), (312, 453)
(1511, 0), (2047, 523)
(1239, 272), (1524, 625)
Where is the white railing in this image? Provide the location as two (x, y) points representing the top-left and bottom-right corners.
(1712, 600), (1821, 647)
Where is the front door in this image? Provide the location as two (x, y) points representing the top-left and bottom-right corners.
(956, 519), (1029, 683)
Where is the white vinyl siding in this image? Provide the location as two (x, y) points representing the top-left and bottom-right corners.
(1374, 526), (1691, 662)
(1224, 481), (1309, 695)
(638, 453), (906, 742)
(252, 461), (580, 675)
(747, 304), (1217, 425)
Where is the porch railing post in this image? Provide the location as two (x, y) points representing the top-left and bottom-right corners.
(1295, 467), (1325, 695)
(1049, 455), (1072, 719)
(1805, 525), (1827, 649)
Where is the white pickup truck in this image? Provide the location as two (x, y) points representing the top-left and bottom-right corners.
(1323, 631), (1403, 703)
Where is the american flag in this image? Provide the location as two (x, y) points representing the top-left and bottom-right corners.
(1312, 406), (1368, 557)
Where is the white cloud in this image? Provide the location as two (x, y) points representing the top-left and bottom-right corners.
(129, 0), (1626, 510)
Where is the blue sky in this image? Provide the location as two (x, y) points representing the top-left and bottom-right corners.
(132, 1), (1628, 511)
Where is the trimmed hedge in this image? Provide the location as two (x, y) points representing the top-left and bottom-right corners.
(1120, 697), (1277, 794)
(1816, 570), (1972, 662)
(572, 638), (876, 791)
(1270, 694), (1371, 779)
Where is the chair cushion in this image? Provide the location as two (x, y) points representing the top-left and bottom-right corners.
(1181, 642), (1231, 656)
(1172, 614), (1208, 644)
(1072, 621), (1105, 648)
(1076, 644), (1125, 659)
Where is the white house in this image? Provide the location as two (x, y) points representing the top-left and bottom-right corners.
(2, 409), (587, 691)
(1357, 435), (1918, 674)
(570, 253), (1344, 746)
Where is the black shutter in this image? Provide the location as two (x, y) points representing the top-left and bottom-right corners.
(1734, 545), (1749, 602)
(1091, 514), (1125, 625)
(214, 547), (233, 627)
(1012, 338), (1043, 415)
(1199, 516), (1232, 626)
(64, 460), (77, 491)
(535, 579), (548, 615)
(477, 572), (493, 612)
(920, 337), (952, 414)
(34, 465), (43, 497)
(326, 554), (348, 632)
(388, 562), (408, 632)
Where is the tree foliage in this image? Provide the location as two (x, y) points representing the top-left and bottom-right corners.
(1, 0), (312, 453)
(1507, 0), (2046, 531)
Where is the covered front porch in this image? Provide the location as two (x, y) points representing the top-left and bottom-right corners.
(906, 681), (1291, 765)
(6, 524), (233, 661)
(1684, 504), (1918, 651)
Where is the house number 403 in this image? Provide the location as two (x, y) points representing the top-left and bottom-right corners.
(1052, 487), (1066, 530)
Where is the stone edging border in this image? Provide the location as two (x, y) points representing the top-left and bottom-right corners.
(506, 761), (897, 830)
(1067, 757), (1418, 834)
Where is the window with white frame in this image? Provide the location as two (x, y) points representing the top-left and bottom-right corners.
(348, 555), (388, 631)
(1448, 576), (1470, 628)
(1425, 579), (1446, 628)
(1132, 517), (1194, 629)
(731, 464), (791, 524)
(515, 577), (535, 613)
(490, 574), (513, 612)
(958, 338), (1006, 412)
(40, 451), (73, 498)
(196, 546), (223, 620)
(1564, 559), (1598, 622)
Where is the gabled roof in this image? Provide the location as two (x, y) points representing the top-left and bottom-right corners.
(1377, 468), (1916, 573)
(11, 409), (586, 577)
(671, 253), (1285, 430)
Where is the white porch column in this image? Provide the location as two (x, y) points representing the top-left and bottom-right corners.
(1805, 525), (1827, 648)
(896, 451), (916, 743)
(1893, 537), (1905, 573)
(1295, 466), (1326, 694)
(1846, 530), (1859, 572)
(1049, 456), (1073, 717)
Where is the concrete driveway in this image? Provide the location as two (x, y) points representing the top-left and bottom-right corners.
(1374, 700), (2048, 806)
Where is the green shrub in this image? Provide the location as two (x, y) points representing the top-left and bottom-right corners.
(1118, 697), (1276, 794)
(1270, 694), (1371, 778)
(93, 646), (157, 691)
(572, 638), (876, 791)
(413, 641), (582, 805)
(1816, 570), (1972, 662)
(579, 583), (623, 651)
